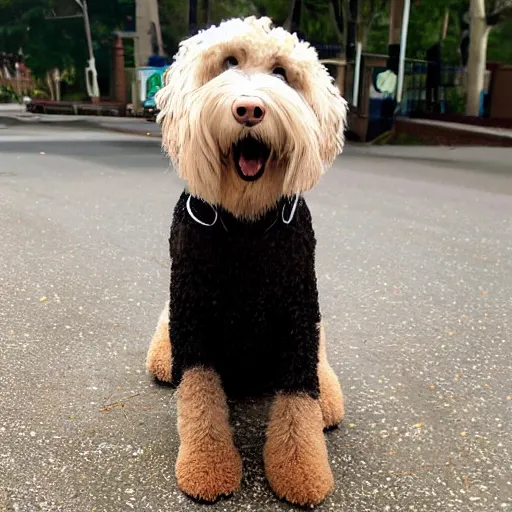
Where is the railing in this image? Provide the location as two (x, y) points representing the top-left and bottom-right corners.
(312, 44), (343, 60)
(360, 58), (467, 117)
(399, 60), (466, 116)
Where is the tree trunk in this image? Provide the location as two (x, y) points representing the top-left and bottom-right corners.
(329, 0), (345, 49)
(206, 0), (212, 26)
(342, 0), (349, 53)
(284, 0), (302, 33)
(45, 71), (55, 101)
(389, 0), (404, 45)
(290, 0), (302, 33)
(466, 0), (490, 116)
(189, 0), (198, 34)
(53, 69), (61, 102)
(440, 8), (449, 41)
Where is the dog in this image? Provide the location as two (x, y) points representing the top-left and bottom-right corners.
(146, 16), (347, 506)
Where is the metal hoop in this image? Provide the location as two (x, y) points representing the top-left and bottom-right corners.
(186, 195), (218, 227)
(282, 194), (300, 225)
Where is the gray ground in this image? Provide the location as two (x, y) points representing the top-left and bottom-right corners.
(1, 119), (511, 512)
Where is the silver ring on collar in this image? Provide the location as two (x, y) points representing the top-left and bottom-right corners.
(186, 195), (218, 227)
(282, 194), (300, 225)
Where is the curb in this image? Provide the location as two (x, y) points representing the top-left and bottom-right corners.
(97, 123), (162, 139)
(0, 114), (163, 139)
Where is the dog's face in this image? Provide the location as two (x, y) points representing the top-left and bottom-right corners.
(156, 17), (347, 218)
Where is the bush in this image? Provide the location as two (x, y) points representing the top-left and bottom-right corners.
(445, 87), (466, 114)
(0, 85), (20, 104)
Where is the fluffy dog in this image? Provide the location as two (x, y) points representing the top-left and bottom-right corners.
(146, 16), (347, 506)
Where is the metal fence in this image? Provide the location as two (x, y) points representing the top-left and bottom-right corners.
(312, 44), (343, 61)
(398, 60), (466, 116)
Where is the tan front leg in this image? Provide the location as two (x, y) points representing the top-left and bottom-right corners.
(146, 302), (172, 383)
(318, 323), (345, 429)
(264, 393), (334, 506)
(176, 367), (242, 502)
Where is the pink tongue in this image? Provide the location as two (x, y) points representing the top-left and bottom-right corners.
(239, 155), (263, 176)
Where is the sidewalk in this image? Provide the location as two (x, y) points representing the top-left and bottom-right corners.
(346, 143), (512, 174)
(0, 104), (26, 115)
(395, 116), (512, 147)
(0, 107), (162, 137)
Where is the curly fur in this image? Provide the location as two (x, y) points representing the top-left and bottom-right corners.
(264, 393), (334, 506)
(147, 16), (347, 506)
(318, 323), (345, 428)
(156, 16), (347, 218)
(176, 367), (242, 501)
(145, 301), (172, 382)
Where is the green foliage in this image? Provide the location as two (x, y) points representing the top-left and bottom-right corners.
(158, 0), (343, 53)
(0, 83), (49, 102)
(0, 84), (20, 103)
(0, 0), (45, 53)
(366, 2), (390, 54)
(0, 0), (87, 80)
(445, 86), (466, 113)
(30, 87), (49, 98)
(301, 0), (343, 43)
(158, 0), (189, 54)
(1, 0), (512, 93)
(488, 19), (512, 62)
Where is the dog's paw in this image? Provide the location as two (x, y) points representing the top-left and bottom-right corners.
(146, 348), (172, 383)
(146, 346), (172, 383)
(264, 395), (334, 506)
(319, 365), (345, 429)
(176, 440), (242, 502)
(264, 438), (333, 506)
(321, 398), (344, 430)
(146, 304), (172, 383)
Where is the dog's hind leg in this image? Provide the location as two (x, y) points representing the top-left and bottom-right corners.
(318, 323), (345, 429)
(264, 392), (333, 506)
(176, 367), (242, 501)
(146, 301), (172, 383)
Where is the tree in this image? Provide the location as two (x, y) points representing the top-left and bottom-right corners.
(352, 0), (387, 105)
(466, 0), (512, 115)
(330, 0), (348, 46)
(0, 0), (83, 94)
(283, 0), (303, 33)
(0, 0), (129, 98)
(189, 0), (198, 34)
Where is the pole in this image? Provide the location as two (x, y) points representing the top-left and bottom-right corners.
(81, 0), (94, 63)
(353, 41), (362, 107)
(75, 0), (100, 102)
(396, 0), (410, 105)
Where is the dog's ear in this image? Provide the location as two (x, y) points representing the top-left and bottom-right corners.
(156, 55), (199, 164)
(309, 69), (347, 167)
(156, 34), (203, 162)
(155, 67), (180, 163)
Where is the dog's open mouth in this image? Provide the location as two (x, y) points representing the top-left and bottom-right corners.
(233, 137), (271, 182)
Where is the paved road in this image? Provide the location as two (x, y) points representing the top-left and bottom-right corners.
(1, 120), (511, 512)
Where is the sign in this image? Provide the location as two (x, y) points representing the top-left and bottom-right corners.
(136, 65), (169, 107)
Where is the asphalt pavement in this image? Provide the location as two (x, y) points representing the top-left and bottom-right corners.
(1, 119), (511, 512)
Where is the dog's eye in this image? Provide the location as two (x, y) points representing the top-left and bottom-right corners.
(272, 67), (287, 82)
(225, 56), (239, 69)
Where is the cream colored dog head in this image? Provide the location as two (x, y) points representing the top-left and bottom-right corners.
(156, 16), (347, 219)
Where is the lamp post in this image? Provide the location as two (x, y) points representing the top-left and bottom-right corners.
(75, 0), (100, 103)
(396, 0), (411, 106)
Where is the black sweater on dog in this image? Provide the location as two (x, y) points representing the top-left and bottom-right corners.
(169, 191), (321, 398)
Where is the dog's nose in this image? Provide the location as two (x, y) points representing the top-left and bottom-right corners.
(232, 97), (266, 126)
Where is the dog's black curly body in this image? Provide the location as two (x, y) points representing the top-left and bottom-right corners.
(168, 191), (321, 398)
